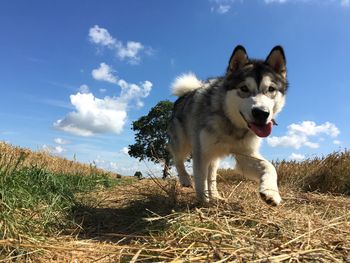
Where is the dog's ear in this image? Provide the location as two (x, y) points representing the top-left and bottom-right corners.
(227, 45), (249, 73)
(266, 46), (286, 78)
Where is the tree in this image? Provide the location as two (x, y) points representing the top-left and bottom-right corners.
(128, 100), (173, 179)
(134, 171), (143, 180)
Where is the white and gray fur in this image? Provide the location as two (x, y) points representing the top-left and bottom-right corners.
(168, 45), (288, 206)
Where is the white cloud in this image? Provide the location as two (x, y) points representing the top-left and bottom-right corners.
(91, 63), (153, 104)
(267, 121), (340, 149)
(264, 0), (288, 3)
(288, 153), (305, 161)
(92, 63), (118, 84)
(89, 25), (116, 47)
(109, 162), (136, 175)
(54, 93), (127, 136)
(267, 134), (315, 149)
(89, 25), (146, 64)
(210, 0), (235, 14)
(118, 79), (152, 107)
(93, 152), (177, 177)
(120, 147), (129, 155)
(42, 144), (66, 155)
(79, 84), (90, 94)
(56, 61), (152, 137)
(286, 121), (339, 137)
(341, 0), (349, 6)
(264, 0), (349, 6)
(217, 4), (231, 13)
(54, 138), (69, 145)
(99, 88), (107, 93)
(54, 78), (152, 136)
(117, 41), (144, 64)
(333, 140), (341, 145)
(55, 146), (65, 154)
(93, 157), (138, 175)
(210, 0), (350, 8)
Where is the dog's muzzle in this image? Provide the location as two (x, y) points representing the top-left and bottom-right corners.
(240, 109), (277, 138)
(251, 107), (269, 125)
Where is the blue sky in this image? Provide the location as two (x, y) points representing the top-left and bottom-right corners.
(1, 0), (349, 175)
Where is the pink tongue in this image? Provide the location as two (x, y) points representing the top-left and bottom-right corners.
(249, 122), (273, 138)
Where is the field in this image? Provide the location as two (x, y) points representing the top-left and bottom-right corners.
(1, 142), (349, 262)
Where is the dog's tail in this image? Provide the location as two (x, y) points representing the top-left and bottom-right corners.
(171, 73), (202, 97)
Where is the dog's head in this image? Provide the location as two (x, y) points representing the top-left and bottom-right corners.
(223, 45), (288, 138)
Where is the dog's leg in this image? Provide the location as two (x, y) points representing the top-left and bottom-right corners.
(175, 160), (192, 187)
(235, 154), (281, 206)
(172, 143), (192, 187)
(193, 129), (222, 203)
(168, 119), (192, 187)
(192, 147), (210, 203)
(208, 159), (222, 200)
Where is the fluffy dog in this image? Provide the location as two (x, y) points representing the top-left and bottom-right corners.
(168, 45), (288, 206)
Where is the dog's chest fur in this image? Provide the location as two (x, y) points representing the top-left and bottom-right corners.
(189, 88), (257, 155)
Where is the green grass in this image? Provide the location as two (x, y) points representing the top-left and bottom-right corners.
(0, 155), (130, 240)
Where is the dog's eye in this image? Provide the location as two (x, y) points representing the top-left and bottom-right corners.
(268, 86), (276, 92)
(240, 86), (249, 93)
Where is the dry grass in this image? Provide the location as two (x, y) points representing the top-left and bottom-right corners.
(1, 148), (350, 262)
(275, 150), (350, 195)
(0, 141), (119, 178)
(217, 150), (350, 195)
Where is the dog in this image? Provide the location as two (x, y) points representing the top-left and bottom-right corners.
(167, 45), (288, 206)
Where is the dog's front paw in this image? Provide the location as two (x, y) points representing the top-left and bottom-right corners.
(209, 191), (226, 202)
(259, 189), (282, 206)
(196, 198), (210, 207)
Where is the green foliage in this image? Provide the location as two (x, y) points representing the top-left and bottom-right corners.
(128, 100), (173, 178)
(134, 171), (143, 179)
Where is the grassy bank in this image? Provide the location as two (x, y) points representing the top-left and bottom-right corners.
(0, 143), (134, 242)
(276, 150), (350, 195)
(0, 142), (116, 177)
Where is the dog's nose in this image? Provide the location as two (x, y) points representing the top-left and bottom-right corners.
(252, 108), (269, 124)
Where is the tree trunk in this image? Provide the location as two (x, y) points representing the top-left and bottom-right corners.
(162, 158), (170, 179)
